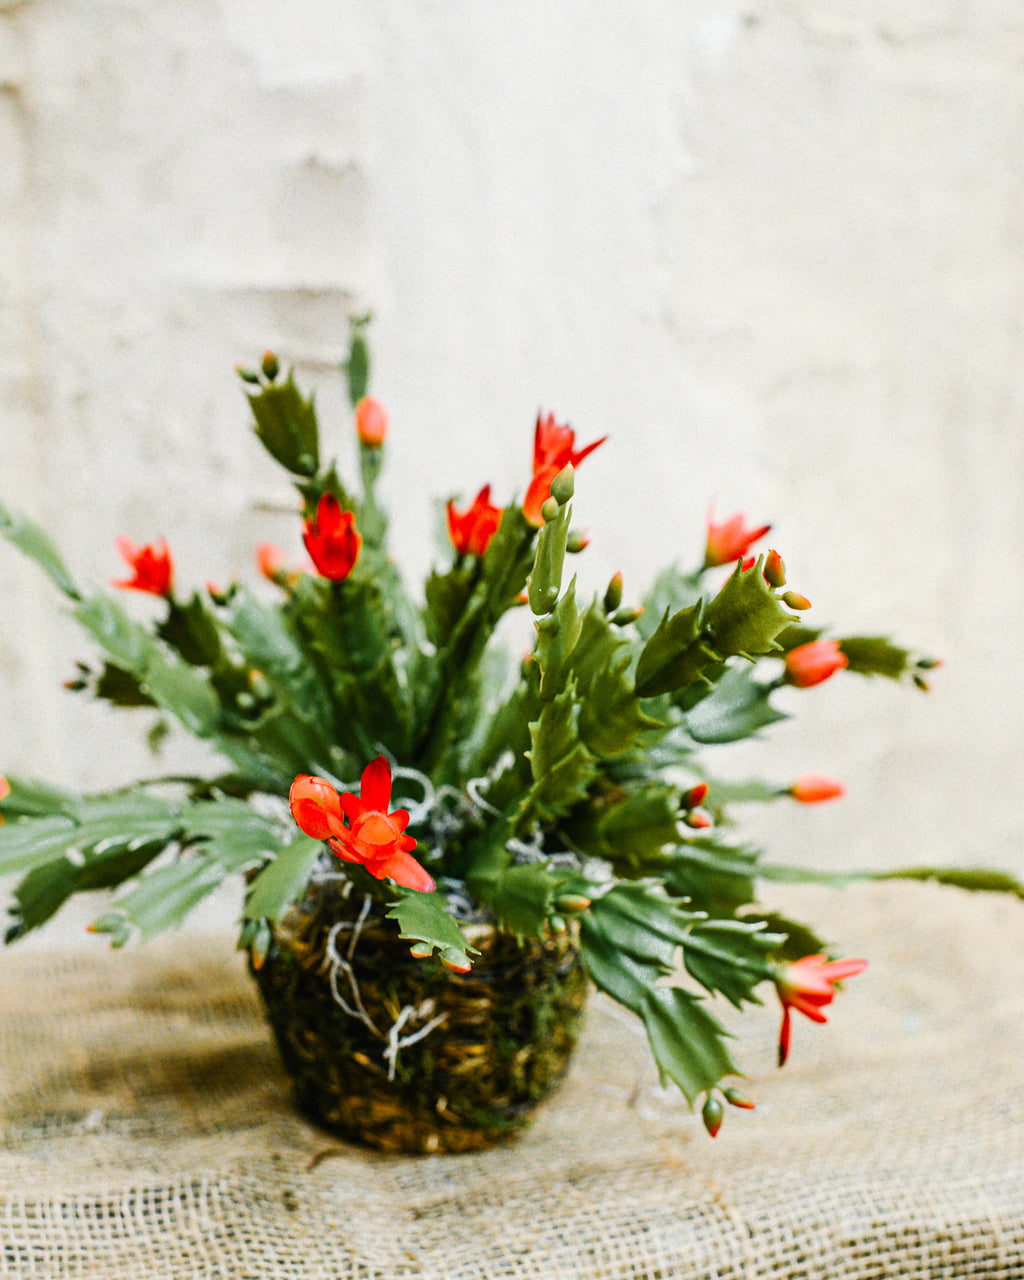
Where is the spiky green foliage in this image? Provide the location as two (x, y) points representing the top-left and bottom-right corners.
(0, 329), (965, 1121)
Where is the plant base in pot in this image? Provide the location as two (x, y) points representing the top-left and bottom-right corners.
(250, 876), (589, 1154)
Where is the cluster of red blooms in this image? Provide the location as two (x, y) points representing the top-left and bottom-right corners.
(445, 412), (607, 558)
(99, 393), (872, 1077)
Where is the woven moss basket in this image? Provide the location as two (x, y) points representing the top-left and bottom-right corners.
(250, 878), (589, 1154)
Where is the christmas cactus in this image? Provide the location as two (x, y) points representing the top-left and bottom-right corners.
(1, 322), (1013, 1137)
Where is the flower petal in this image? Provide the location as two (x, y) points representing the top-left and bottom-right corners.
(359, 755), (393, 813)
(374, 848), (436, 893)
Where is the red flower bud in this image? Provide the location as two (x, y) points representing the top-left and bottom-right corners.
(681, 783), (708, 810)
(701, 1095), (724, 1138)
(724, 1087), (756, 1110)
(763, 549), (786, 588)
(782, 592), (812, 611)
(788, 774), (845, 804)
(354, 396), (388, 447)
(784, 639), (848, 688)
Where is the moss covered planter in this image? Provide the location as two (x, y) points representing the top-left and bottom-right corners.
(250, 878), (589, 1154)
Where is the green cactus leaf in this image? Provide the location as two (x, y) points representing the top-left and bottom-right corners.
(246, 371), (320, 477)
(683, 665), (787, 744)
(386, 888), (478, 970)
(634, 601), (713, 697)
(702, 557), (796, 661)
(0, 496), (82, 600)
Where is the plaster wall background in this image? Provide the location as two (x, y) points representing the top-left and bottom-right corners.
(2, 1), (1022, 941)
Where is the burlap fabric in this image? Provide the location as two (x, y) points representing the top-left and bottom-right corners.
(2, 881), (1023, 1278)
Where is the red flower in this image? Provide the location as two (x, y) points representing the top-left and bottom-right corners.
(289, 758), (435, 893)
(0, 776), (8, 826)
(523, 413), (607, 527)
(302, 494), (362, 581)
(784, 639), (848, 688)
(355, 396), (388, 447)
(446, 484), (503, 558)
(704, 510), (771, 569)
(775, 954), (867, 1066)
(789, 774), (845, 804)
(113, 537), (173, 596)
(532, 412), (607, 475)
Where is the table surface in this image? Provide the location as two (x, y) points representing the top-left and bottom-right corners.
(2, 880), (1023, 1279)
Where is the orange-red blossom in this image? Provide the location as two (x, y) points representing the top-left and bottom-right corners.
(704, 510), (771, 569)
(289, 757), (435, 893)
(446, 484), (503, 558)
(355, 396), (388, 447)
(784, 639), (848, 689)
(523, 412), (607, 527)
(112, 537), (173, 597)
(0, 776), (8, 826)
(302, 494), (362, 581)
(775, 954), (867, 1066)
(789, 774), (845, 804)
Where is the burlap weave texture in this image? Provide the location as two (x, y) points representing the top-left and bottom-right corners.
(2, 881), (1023, 1278)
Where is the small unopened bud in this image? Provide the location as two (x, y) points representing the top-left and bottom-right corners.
(260, 350), (280, 381)
(248, 920), (272, 971)
(681, 783), (708, 810)
(235, 364), (261, 385)
(566, 530), (590, 553)
(782, 591), (812, 611)
(611, 605), (643, 627)
(549, 463), (575, 505)
(683, 810), (712, 830)
(724, 1087), (756, 1111)
(540, 496), (560, 523)
(788, 774), (845, 804)
(912, 673), (930, 692)
(603, 572), (624, 614)
(763, 549), (786, 589)
(355, 396), (388, 447)
(917, 656), (942, 671)
(554, 894), (592, 914)
(702, 1095), (724, 1138)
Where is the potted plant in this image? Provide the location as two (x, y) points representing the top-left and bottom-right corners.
(0, 322), (1008, 1153)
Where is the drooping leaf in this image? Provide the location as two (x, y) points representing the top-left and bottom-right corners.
(683, 665), (787, 744)
(0, 496), (82, 599)
(385, 888), (478, 971)
(659, 838), (761, 915)
(836, 635), (915, 680)
(7, 839), (167, 940)
(245, 835), (324, 923)
(578, 881), (742, 1104)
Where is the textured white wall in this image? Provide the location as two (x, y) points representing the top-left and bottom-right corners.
(2, 2), (1023, 899)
